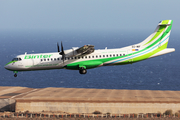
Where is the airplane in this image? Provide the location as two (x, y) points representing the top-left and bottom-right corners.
(4, 20), (175, 77)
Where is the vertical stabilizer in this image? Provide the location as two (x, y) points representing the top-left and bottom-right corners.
(130, 20), (174, 62)
(140, 20), (173, 49)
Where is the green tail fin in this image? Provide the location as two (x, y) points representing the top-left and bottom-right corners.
(140, 20), (173, 47)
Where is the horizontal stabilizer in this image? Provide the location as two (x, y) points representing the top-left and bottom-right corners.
(158, 20), (172, 26)
(149, 48), (175, 58)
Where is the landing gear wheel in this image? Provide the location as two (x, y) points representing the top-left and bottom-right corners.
(14, 73), (17, 77)
(79, 68), (87, 74)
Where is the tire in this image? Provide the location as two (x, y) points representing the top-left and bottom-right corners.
(79, 68), (87, 74)
(82, 69), (87, 74)
(14, 74), (17, 77)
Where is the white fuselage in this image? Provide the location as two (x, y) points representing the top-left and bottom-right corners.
(5, 47), (130, 71)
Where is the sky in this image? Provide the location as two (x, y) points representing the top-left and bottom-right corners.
(0, 0), (180, 31)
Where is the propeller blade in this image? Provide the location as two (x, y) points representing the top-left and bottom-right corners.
(60, 41), (64, 55)
(59, 41), (65, 63)
(57, 42), (60, 52)
(60, 42), (64, 55)
(62, 55), (65, 63)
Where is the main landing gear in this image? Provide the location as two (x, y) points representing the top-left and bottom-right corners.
(79, 67), (87, 74)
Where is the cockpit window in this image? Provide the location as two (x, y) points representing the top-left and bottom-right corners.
(12, 58), (22, 61)
(12, 58), (18, 61)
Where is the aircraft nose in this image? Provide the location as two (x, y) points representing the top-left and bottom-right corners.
(4, 62), (12, 70)
(4, 65), (8, 69)
(4, 64), (9, 69)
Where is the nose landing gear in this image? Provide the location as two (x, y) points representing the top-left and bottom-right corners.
(14, 73), (17, 77)
(13, 71), (18, 77)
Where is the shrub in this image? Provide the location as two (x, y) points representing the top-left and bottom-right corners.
(93, 110), (102, 114)
(164, 109), (172, 115)
(106, 112), (111, 116)
(147, 113), (152, 117)
(175, 112), (179, 117)
(134, 114), (137, 118)
(157, 113), (161, 117)
(24, 110), (29, 114)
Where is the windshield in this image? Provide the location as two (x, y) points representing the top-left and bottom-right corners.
(12, 58), (22, 61)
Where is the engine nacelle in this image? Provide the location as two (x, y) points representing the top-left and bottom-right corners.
(64, 45), (95, 57)
(64, 47), (79, 57)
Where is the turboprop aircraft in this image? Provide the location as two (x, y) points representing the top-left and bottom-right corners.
(5, 20), (175, 77)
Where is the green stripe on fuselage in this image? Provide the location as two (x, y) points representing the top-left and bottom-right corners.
(66, 55), (127, 70)
(133, 42), (168, 62)
(66, 41), (168, 69)
(114, 41), (169, 65)
(5, 61), (17, 65)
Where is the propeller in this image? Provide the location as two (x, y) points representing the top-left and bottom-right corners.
(57, 42), (60, 52)
(57, 42), (65, 63)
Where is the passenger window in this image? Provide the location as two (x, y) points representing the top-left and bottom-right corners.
(41, 59), (43, 61)
(75, 57), (77, 59)
(116, 54), (118, 56)
(96, 56), (98, 58)
(44, 59), (46, 61)
(123, 54), (125, 56)
(71, 57), (73, 59)
(78, 57), (80, 59)
(51, 58), (53, 60)
(47, 59), (49, 61)
(57, 58), (59, 60)
(82, 56), (84, 59)
(110, 55), (112, 57)
(68, 57), (70, 60)
(92, 56), (94, 58)
(85, 56), (87, 58)
(120, 54), (122, 56)
(54, 58), (56, 61)
(89, 56), (91, 58)
(103, 55), (105, 57)
(113, 54), (115, 57)
(106, 55), (108, 57)
(99, 55), (101, 58)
